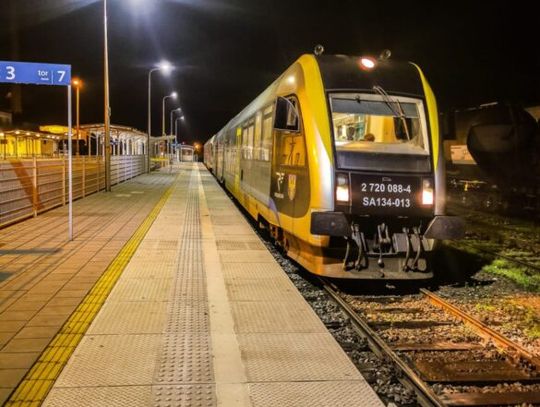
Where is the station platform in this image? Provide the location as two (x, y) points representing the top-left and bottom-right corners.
(1, 163), (382, 406)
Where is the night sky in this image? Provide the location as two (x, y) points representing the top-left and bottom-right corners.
(1, 0), (539, 144)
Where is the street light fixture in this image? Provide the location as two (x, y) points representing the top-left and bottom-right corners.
(147, 60), (174, 173)
(162, 91), (178, 136)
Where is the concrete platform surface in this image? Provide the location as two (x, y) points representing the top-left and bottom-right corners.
(3, 163), (383, 406)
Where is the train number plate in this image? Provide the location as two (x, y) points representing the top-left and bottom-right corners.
(354, 176), (419, 210)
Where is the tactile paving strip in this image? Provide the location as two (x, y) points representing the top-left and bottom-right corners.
(170, 275), (208, 303)
(153, 384), (216, 407)
(164, 300), (210, 333)
(121, 262), (177, 279)
(55, 334), (162, 387)
(153, 168), (215, 402)
(44, 386), (152, 407)
(137, 239), (179, 251)
(88, 301), (169, 334)
(155, 335), (213, 384)
(238, 333), (362, 382)
(248, 381), (383, 407)
(131, 249), (178, 263)
(110, 278), (172, 301)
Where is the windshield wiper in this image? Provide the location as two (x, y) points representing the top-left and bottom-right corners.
(372, 85), (411, 140)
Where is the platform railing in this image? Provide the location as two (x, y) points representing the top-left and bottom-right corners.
(0, 155), (146, 228)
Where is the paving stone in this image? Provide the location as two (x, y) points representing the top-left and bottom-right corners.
(0, 352), (40, 369)
(1, 337), (51, 353)
(26, 313), (69, 328)
(0, 368), (27, 387)
(0, 321), (26, 333)
(13, 326), (60, 339)
(0, 388), (12, 405)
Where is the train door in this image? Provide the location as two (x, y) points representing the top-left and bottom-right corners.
(214, 134), (224, 182)
(270, 96), (310, 231)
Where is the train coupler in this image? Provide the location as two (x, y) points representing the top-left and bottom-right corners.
(343, 223), (368, 271)
(374, 223), (392, 268)
(402, 227), (426, 272)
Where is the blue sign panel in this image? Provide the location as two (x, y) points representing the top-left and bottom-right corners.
(0, 61), (71, 86)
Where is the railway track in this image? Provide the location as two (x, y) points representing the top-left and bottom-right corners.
(323, 281), (540, 406)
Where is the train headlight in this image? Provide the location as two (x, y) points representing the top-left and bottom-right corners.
(336, 173), (350, 203)
(422, 179), (434, 205)
(359, 57), (376, 70)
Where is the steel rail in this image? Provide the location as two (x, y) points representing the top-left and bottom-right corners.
(321, 281), (445, 407)
(420, 288), (540, 368)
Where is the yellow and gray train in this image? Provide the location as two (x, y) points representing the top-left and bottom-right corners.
(204, 53), (464, 280)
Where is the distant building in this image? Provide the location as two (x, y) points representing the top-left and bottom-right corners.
(525, 105), (540, 121)
(0, 111), (12, 127)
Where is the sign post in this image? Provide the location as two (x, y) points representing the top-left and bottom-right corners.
(0, 60), (73, 240)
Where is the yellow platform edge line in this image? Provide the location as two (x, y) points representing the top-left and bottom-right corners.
(5, 175), (176, 405)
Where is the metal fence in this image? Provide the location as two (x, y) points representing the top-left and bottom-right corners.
(0, 155), (146, 228)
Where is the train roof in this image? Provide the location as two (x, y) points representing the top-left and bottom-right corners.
(212, 54), (428, 138)
(315, 54), (425, 97)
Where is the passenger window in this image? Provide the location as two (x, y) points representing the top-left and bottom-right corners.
(242, 127), (248, 159)
(247, 125), (254, 160)
(254, 112), (262, 160)
(261, 105), (273, 161)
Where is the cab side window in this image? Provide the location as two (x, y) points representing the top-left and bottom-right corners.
(261, 105), (273, 161)
(275, 96), (306, 167)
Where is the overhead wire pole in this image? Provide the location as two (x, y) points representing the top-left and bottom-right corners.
(104, 0), (111, 191)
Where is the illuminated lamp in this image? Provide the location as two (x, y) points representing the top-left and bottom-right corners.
(336, 173), (350, 203)
(39, 125), (69, 134)
(422, 179), (434, 205)
(359, 57), (376, 70)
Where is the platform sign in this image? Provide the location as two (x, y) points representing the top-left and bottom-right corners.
(0, 60), (74, 241)
(0, 61), (71, 86)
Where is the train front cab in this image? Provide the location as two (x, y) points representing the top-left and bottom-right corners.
(302, 56), (465, 279)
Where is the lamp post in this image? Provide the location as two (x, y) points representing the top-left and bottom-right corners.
(170, 107), (182, 137)
(175, 115), (185, 140)
(162, 92), (177, 136)
(72, 78), (82, 156)
(103, 0), (111, 191)
(147, 61), (173, 173)
(162, 92), (177, 157)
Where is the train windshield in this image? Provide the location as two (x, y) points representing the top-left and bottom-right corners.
(330, 93), (431, 173)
